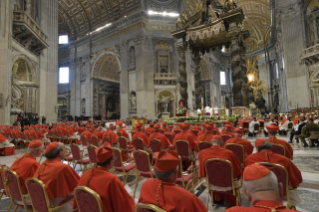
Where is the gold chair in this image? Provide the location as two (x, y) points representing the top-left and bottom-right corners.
(0, 166), (10, 200)
(253, 124), (260, 137)
(257, 162), (297, 209)
(271, 144), (286, 157)
(204, 158), (242, 209)
(26, 177), (74, 212)
(6, 170), (33, 211)
(225, 143), (245, 165)
(135, 203), (167, 212)
(176, 156), (194, 193)
(132, 150), (154, 197)
(74, 186), (103, 212)
(197, 141), (212, 152)
(113, 147), (136, 185)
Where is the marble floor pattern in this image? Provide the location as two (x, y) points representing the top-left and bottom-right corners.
(1, 130), (319, 211)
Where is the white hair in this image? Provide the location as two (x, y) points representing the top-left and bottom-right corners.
(27, 145), (44, 154)
(243, 171), (279, 194)
(211, 139), (223, 146)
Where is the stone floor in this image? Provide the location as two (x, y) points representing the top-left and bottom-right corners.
(1, 129), (319, 211)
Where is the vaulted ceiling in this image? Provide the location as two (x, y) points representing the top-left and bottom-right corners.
(58, 0), (142, 40)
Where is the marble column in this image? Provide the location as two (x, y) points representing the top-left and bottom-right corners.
(193, 53), (202, 109)
(120, 41), (129, 119)
(0, 0), (13, 124)
(176, 41), (187, 106)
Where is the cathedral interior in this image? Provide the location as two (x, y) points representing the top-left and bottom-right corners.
(0, 0), (317, 123)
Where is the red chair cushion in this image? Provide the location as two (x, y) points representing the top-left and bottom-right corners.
(77, 158), (90, 164)
(140, 170), (155, 178)
(115, 163), (135, 172)
(176, 174), (193, 185)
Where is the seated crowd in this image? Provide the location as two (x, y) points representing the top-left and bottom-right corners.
(0, 116), (308, 212)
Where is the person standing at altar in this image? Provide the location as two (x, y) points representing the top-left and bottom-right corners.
(248, 117), (260, 137)
(176, 99), (187, 117)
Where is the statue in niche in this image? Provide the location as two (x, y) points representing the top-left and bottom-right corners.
(130, 92), (136, 110)
(81, 99), (85, 115)
(11, 62), (23, 112)
(129, 47), (135, 69)
(161, 96), (171, 113)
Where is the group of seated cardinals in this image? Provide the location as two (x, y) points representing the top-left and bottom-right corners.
(1, 116), (302, 212)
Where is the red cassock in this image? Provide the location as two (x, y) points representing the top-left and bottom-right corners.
(68, 128), (75, 136)
(165, 131), (176, 139)
(220, 131), (235, 137)
(149, 132), (171, 148)
(74, 167), (135, 212)
(173, 132), (196, 150)
(161, 127), (168, 132)
(29, 130), (36, 139)
(117, 128), (129, 138)
(35, 130), (44, 139)
(196, 133), (214, 149)
(133, 131), (150, 147)
(34, 158), (80, 199)
(93, 131), (103, 141)
(145, 127), (154, 134)
(60, 128), (67, 135)
(138, 179), (207, 212)
(225, 200), (296, 212)
(82, 130), (93, 143)
(190, 126), (201, 131)
(10, 153), (40, 193)
(15, 130), (21, 137)
(103, 129), (118, 144)
(255, 137), (293, 160)
(244, 150), (302, 187)
(223, 136), (254, 157)
(199, 146), (242, 205)
(293, 118), (299, 125)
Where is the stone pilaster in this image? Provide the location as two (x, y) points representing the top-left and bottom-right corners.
(176, 41), (187, 107)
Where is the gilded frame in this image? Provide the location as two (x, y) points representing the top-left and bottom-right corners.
(74, 186), (103, 212)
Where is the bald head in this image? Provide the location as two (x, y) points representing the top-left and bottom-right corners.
(211, 138), (223, 146)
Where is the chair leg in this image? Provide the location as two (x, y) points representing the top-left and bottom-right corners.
(211, 191), (214, 206)
(7, 202), (13, 212)
(124, 174), (127, 185)
(133, 174), (139, 198)
(192, 179), (195, 194)
(206, 190), (209, 209)
(13, 205), (18, 212)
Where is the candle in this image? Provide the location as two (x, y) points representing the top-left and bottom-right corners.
(201, 97), (203, 104)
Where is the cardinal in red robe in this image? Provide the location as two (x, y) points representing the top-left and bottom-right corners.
(103, 124), (118, 145)
(255, 123), (293, 160)
(223, 128), (253, 157)
(132, 123), (150, 147)
(145, 122), (155, 134)
(172, 123), (197, 150)
(10, 140), (43, 194)
(195, 124), (214, 150)
(138, 150), (207, 212)
(225, 164), (297, 212)
(199, 135), (242, 205)
(245, 140), (302, 188)
(34, 142), (80, 212)
(149, 124), (171, 148)
(73, 143), (135, 212)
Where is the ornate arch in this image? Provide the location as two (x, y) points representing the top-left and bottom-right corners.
(92, 51), (121, 82)
(11, 53), (38, 85)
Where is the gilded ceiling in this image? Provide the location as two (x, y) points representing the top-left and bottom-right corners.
(58, 0), (141, 40)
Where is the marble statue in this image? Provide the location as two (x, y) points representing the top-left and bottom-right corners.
(130, 92), (136, 110)
(81, 99), (85, 115)
(14, 0), (21, 10)
(11, 62), (23, 112)
(161, 96), (171, 112)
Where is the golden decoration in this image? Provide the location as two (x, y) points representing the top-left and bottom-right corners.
(246, 57), (268, 100)
(157, 90), (175, 101)
(156, 42), (171, 50)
